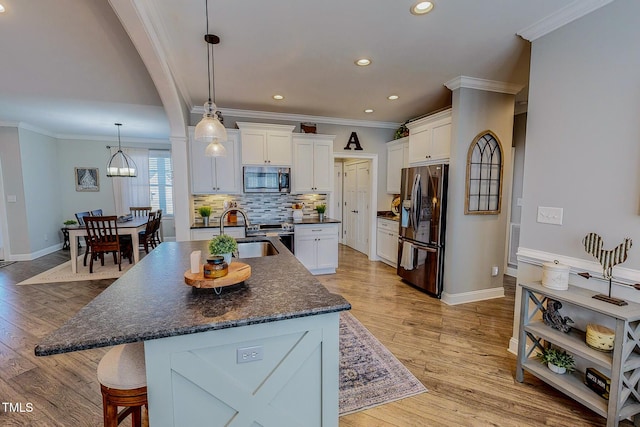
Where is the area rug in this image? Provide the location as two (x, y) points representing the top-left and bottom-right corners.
(16, 254), (136, 285)
(0, 261), (15, 268)
(339, 311), (427, 415)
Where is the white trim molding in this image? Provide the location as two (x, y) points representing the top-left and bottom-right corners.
(9, 243), (63, 262)
(444, 76), (524, 95)
(441, 286), (505, 306)
(517, 0), (615, 41)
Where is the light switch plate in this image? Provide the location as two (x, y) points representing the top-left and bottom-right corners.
(537, 206), (563, 225)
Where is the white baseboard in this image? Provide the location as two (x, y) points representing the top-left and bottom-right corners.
(441, 286), (505, 305)
(508, 337), (518, 356)
(9, 242), (63, 261)
(378, 258), (396, 268)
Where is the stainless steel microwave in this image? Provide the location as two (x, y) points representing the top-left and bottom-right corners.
(243, 166), (291, 193)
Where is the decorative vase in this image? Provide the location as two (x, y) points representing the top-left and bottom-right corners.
(221, 252), (232, 265)
(548, 362), (566, 374)
(318, 213), (325, 222)
(202, 216), (209, 227)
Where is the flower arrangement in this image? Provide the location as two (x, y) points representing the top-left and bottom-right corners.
(209, 234), (238, 255)
(198, 206), (212, 218)
(315, 204), (326, 214)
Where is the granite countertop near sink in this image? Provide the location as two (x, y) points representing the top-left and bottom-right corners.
(35, 237), (350, 356)
(191, 218), (246, 229)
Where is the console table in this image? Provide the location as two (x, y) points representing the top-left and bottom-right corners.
(516, 282), (640, 426)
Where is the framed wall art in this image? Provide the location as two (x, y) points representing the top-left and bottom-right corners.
(75, 167), (100, 192)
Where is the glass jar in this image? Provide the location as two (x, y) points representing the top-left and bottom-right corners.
(203, 256), (228, 279)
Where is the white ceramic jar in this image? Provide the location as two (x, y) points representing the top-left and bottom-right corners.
(542, 260), (570, 290)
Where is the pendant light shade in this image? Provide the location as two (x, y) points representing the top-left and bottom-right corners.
(196, 0), (227, 157)
(106, 123), (137, 177)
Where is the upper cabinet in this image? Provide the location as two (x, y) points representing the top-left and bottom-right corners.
(407, 108), (452, 166)
(386, 137), (409, 194)
(189, 128), (241, 194)
(292, 134), (335, 193)
(237, 122), (295, 166)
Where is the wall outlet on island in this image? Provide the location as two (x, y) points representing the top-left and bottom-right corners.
(237, 345), (264, 364)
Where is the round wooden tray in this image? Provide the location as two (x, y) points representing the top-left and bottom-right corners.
(184, 261), (251, 289)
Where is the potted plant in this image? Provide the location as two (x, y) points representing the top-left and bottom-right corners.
(537, 347), (575, 374)
(209, 234), (238, 264)
(198, 206), (212, 227)
(63, 219), (78, 227)
(315, 204), (326, 222)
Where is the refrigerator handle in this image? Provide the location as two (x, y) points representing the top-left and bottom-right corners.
(406, 239), (437, 252)
(412, 174), (421, 229)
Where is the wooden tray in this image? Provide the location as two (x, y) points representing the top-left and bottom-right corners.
(184, 262), (251, 289)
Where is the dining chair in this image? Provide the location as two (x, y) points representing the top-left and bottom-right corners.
(130, 207), (152, 217)
(75, 211), (92, 265)
(152, 209), (163, 246)
(137, 211), (158, 254)
(84, 216), (133, 273)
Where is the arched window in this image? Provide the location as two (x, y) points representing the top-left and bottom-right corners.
(465, 131), (503, 215)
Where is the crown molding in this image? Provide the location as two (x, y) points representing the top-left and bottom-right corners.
(444, 76), (524, 95)
(0, 121), (57, 138)
(58, 133), (170, 144)
(192, 106), (401, 130)
(517, 0), (615, 41)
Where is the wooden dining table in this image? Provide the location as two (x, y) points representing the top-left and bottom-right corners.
(67, 216), (149, 274)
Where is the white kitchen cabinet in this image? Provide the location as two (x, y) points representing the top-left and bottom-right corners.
(292, 134), (335, 193)
(376, 218), (398, 267)
(237, 122), (295, 166)
(294, 223), (339, 275)
(189, 128), (240, 194)
(190, 227), (245, 241)
(386, 137), (409, 194)
(407, 109), (452, 166)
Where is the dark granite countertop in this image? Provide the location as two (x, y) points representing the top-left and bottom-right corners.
(35, 237), (350, 356)
(292, 217), (341, 225)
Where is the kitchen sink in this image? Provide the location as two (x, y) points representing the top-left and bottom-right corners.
(236, 241), (279, 258)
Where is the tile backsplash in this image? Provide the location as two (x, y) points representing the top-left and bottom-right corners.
(193, 194), (328, 224)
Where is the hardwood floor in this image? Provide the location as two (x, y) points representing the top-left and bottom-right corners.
(0, 246), (630, 426)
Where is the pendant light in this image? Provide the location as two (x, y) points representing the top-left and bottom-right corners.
(195, 0), (227, 157)
(106, 123), (137, 177)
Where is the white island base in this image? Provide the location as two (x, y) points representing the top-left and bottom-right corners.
(144, 312), (340, 427)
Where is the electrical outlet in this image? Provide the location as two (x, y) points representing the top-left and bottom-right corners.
(491, 266), (499, 276)
(236, 345), (263, 364)
(537, 206), (563, 225)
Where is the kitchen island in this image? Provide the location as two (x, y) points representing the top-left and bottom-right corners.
(35, 237), (350, 426)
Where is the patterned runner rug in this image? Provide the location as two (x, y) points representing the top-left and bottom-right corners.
(0, 261), (15, 268)
(339, 311), (427, 415)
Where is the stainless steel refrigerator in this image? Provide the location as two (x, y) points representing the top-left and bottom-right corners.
(397, 164), (448, 297)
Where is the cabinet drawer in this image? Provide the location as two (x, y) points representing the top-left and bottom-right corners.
(295, 224), (338, 237)
(377, 218), (398, 234)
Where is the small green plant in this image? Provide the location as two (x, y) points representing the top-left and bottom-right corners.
(209, 234), (238, 255)
(63, 219), (77, 226)
(198, 206), (212, 218)
(315, 204), (326, 214)
(537, 347), (575, 371)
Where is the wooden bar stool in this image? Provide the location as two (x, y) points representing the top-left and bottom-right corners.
(97, 342), (147, 427)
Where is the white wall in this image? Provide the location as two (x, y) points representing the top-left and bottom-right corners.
(0, 127), (29, 255)
(511, 0), (640, 349)
(443, 87), (515, 300)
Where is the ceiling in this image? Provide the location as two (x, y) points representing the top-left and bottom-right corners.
(0, 0), (594, 140)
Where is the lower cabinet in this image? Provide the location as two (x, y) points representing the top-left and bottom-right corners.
(190, 227), (246, 241)
(294, 223), (339, 275)
(376, 218), (398, 267)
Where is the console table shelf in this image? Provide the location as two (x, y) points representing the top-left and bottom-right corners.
(516, 282), (640, 427)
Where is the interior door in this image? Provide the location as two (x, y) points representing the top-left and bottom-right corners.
(355, 162), (370, 254)
(344, 163), (357, 248)
(333, 162), (343, 243)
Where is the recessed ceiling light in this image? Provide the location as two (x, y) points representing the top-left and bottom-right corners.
(272, 94), (284, 100)
(410, 1), (434, 15)
(355, 58), (371, 67)
(0, 4), (5, 13)
(364, 109), (374, 114)
(387, 95), (399, 100)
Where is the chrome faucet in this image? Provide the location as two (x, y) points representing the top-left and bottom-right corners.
(219, 207), (250, 236)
